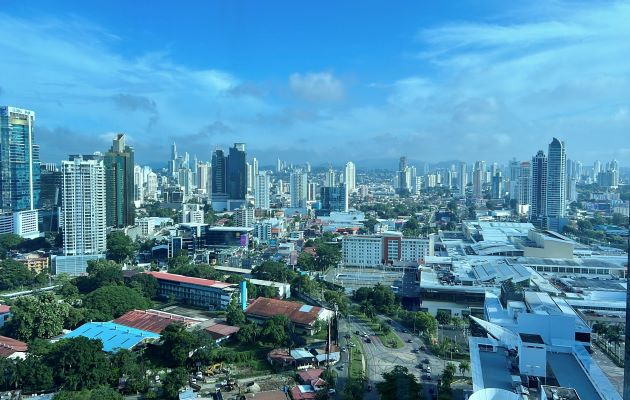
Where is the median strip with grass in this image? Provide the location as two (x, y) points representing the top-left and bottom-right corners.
(356, 314), (404, 349)
(348, 336), (365, 380)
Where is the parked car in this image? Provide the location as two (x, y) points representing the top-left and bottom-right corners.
(423, 373), (432, 380)
(422, 358), (430, 364)
(407, 339), (413, 343)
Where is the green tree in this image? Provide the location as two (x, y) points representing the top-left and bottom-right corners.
(261, 315), (293, 347)
(159, 323), (212, 368)
(436, 310), (451, 325)
(6, 292), (70, 341)
(364, 217), (379, 233)
(297, 252), (317, 271)
(46, 337), (111, 391)
(236, 323), (260, 344)
(110, 349), (146, 394)
(577, 219), (593, 231)
(162, 367), (189, 399)
(612, 213), (628, 227)
(376, 365), (422, 400)
(127, 273), (159, 299)
(106, 231), (136, 263)
(458, 360), (470, 377)
(323, 290), (349, 316)
(315, 243), (341, 270)
(18, 355), (54, 392)
(83, 285), (151, 320)
(0, 233), (24, 258)
(0, 259), (38, 291)
(440, 362), (457, 393)
(253, 261), (297, 283)
(226, 298), (246, 326)
(53, 386), (123, 400)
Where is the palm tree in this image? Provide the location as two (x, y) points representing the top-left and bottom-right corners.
(361, 300), (376, 319)
(459, 360), (470, 377)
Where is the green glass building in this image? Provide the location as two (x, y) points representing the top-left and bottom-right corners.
(104, 134), (134, 227)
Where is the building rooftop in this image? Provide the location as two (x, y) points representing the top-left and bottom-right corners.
(64, 322), (160, 352)
(245, 297), (329, 327)
(0, 305), (10, 314)
(146, 271), (236, 289)
(205, 323), (240, 340)
(540, 386), (580, 400)
(0, 335), (27, 358)
(113, 309), (202, 333)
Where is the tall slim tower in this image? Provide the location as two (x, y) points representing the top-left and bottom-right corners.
(227, 143), (247, 209)
(325, 168), (336, 187)
(104, 134), (134, 227)
(0, 106), (41, 214)
(546, 138), (566, 230)
(290, 170), (308, 208)
(254, 172), (271, 210)
(345, 162), (356, 193)
(531, 151), (548, 223)
(56, 155), (106, 275)
(518, 161), (532, 208)
(458, 162), (467, 196)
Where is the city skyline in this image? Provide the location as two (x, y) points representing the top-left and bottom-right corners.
(0, 2), (629, 165)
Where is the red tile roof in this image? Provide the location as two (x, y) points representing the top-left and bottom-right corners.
(245, 297), (328, 327)
(0, 335), (27, 358)
(145, 271), (235, 289)
(0, 305), (11, 314)
(289, 385), (317, 400)
(297, 369), (324, 385)
(113, 309), (200, 334)
(205, 323), (240, 340)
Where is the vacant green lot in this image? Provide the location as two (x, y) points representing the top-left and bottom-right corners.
(348, 337), (365, 380)
(356, 314), (404, 349)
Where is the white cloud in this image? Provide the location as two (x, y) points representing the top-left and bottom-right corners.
(289, 72), (344, 101)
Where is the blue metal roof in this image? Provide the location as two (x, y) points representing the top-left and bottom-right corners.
(299, 305), (313, 312)
(64, 321), (160, 352)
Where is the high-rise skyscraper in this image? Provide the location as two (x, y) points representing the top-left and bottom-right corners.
(508, 159), (520, 200)
(397, 156), (411, 195)
(54, 155), (106, 275)
(472, 161), (485, 199)
(254, 172), (271, 210)
(134, 165), (144, 202)
(104, 134), (134, 227)
(227, 143), (247, 209)
(458, 162), (468, 196)
(491, 172), (503, 199)
(320, 185), (348, 214)
(196, 161), (210, 195)
(531, 150), (548, 223)
(211, 143), (247, 211)
(0, 106), (41, 238)
(546, 138), (567, 230)
(211, 148), (228, 210)
(518, 161), (532, 212)
(325, 168), (336, 187)
(290, 170), (308, 208)
(345, 162), (356, 193)
(170, 142), (177, 177)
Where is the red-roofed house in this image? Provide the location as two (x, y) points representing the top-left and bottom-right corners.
(245, 297), (332, 335)
(145, 271), (237, 309)
(0, 335), (27, 359)
(0, 305), (11, 328)
(205, 323), (240, 343)
(113, 309), (201, 334)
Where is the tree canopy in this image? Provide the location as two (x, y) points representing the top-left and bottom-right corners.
(6, 292), (70, 341)
(106, 231), (136, 263)
(83, 285), (151, 320)
(376, 365), (422, 400)
(253, 261), (296, 283)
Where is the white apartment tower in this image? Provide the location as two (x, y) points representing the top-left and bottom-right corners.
(255, 172), (271, 209)
(290, 170), (308, 208)
(55, 155), (107, 275)
(345, 162), (356, 193)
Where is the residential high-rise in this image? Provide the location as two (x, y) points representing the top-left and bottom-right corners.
(0, 106), (41, 238)
(325, 168), (336, 187)
(508, 159), (520, 199)
(55, 155), (106, 275)
(531, 150), (548, 223)
(134, 165), (144, 202)
(345, 162), (356, 193)
(39, 163), (62, 232)
(104, 134), (134, 227)
(290, 170), (308, 208)
(254, 172), (271, 210)
(196, 161), (210, 195)
(458, 162), (467, 196)
(472, 161), (485, 199)
(170, 142), (177, 177)
(546, 138), (566, 230)
(397, 156), (411, 195)
(211, 148), (228, 210)
(518, 161), (532, 211)
(491, 172), (503, 199)
(145, 171), (158, 200)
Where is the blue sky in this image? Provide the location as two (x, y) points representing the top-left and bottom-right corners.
(0, 1), (629, 167)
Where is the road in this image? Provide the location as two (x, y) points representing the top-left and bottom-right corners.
(336, 314), (461, 400)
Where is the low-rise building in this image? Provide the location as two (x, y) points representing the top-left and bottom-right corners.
(0, 335), (27, 359)
(146, 271), (237, 310)
(342, 232), (435, 267)
(204, 323), (240, 343)
(245, 297), (332, 335)
(15, 252), (49, 274)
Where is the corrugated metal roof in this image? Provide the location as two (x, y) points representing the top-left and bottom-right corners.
(64, 322), (160, 352)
